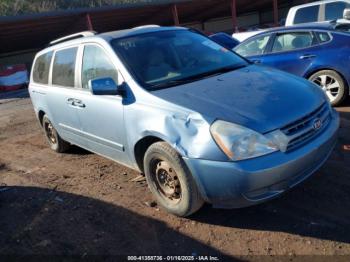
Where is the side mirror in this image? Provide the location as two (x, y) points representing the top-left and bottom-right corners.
(88, 77), (121, 96)
(344, 8), (350, 20)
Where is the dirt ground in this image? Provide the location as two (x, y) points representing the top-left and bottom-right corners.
(0, 90), (350, 261)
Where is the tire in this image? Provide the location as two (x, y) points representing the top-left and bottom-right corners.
(308, 70), (348, 106)
(42, 115), (70, 153)
(144, 142), (204, 217)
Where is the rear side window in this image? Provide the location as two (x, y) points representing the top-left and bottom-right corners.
(325, 2), (350, 20)
(81, 45), (118, 89)
(32, 52), (52, 84)
(294, 5), (319, 24)
(52, 47), (78, 87)
(316, 32), (331, 43)
(272, 32), (315, 52)
(234, 35), (270, 57)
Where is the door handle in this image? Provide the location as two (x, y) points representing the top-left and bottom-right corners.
(67, 98), (85, 108)
(300, 54), (316, 59)
(67, 98), (75, 105)
(72, 100), (86, 108)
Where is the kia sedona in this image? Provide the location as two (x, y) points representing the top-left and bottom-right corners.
(29, 26), (339, 217)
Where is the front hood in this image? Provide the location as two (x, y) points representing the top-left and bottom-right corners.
(152, 65), (326, 133)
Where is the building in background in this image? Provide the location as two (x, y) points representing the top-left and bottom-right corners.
(0, 0), (315, 74)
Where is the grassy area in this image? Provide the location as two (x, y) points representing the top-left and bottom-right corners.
(0, 0), (165, 16)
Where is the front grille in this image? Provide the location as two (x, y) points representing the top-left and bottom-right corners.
(281, 103), (331, 152)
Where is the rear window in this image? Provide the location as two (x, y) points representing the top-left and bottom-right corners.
(294, 5), (319, 24)
(325, 2), (350, 20)
(272, 32), (315, 52)
(32, 52), (53, 84)
(52, 47), (78, 87)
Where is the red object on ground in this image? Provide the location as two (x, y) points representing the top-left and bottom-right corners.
(0, 64), (28, 92)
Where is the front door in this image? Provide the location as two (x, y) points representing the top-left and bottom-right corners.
(234, 34), (271, 65)
(73, 44), (130, 165)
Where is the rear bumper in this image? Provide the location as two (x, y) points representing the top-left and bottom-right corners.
(183, 110), (339, 208)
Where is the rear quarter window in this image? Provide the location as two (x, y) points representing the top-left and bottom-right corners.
(316, 32), (331, 43)
(32, 52), (53, 84)
(294, 5), (319, 24)
(52, 47), (78, 87)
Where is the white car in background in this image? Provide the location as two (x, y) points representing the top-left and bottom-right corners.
(234, 0), (350, 42)
(286, 0), (350, 26)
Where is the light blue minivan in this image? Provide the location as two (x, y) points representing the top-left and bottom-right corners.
(29, 26), (339, 217)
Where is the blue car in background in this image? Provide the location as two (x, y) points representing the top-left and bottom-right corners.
(234, 21), (350, 106)
(209, 32), (240, 49)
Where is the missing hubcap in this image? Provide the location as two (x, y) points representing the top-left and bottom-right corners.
(152, 160), (181, 203)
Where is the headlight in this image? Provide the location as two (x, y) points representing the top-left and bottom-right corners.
(210, 120), (279, 161)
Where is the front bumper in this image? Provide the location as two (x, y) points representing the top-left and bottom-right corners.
(183, 110), (340, 208)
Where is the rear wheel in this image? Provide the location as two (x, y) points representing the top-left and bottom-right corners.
(42, 115), (70, 153)
(309, 70), (348, 106)
(144, 142), (204, 217)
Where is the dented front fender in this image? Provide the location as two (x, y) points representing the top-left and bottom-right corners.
(124, 98), (228, 170)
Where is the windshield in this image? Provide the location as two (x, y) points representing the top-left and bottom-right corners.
(111, 30), (248, 90)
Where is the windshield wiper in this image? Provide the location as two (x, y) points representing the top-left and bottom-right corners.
(149, 64), (247, 91)
(183, 64), (247, 81)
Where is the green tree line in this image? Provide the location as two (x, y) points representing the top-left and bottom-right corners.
(0, 0), (164, 16)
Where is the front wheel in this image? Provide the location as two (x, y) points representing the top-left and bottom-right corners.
(144, 142), (204, 217)
(309, 70), (348, 106)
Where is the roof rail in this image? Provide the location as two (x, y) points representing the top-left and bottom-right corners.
(49, 31), (96, 46)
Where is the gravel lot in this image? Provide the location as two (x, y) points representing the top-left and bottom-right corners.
(0, 90), (350, 260)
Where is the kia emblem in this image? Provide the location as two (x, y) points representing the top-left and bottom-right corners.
(313, 118), (322, 130)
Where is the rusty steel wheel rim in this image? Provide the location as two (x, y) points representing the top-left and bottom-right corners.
(151, 159), (182, 204)
(45, 122), (56, 144)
